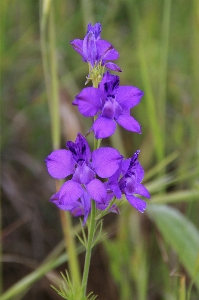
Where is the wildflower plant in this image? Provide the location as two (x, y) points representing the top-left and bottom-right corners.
(45, 23), (150, 299)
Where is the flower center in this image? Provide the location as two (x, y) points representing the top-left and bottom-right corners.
(73, 162), (95, 185)
(102, 96), (122, 119)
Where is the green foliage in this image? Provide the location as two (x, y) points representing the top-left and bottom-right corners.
(147, 204), (199, 292)
(51, 271), (97, 300)
(104, 209), (148, 300)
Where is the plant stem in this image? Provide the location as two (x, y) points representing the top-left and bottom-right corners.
(81, 0), (95, 29)
(0, 183), (2, 295)
(81, 200), (96, 297)
(48, 5), (60, 150)
(158, 0), (171, 169)
(81, 77), (99, 297)
(59, 209), (81, 286)
(40, 0), (81, 288)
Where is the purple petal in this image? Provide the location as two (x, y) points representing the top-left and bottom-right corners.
(124, 177), (136, 195)
(106, 163), (123, 199)
(92, 116), (116, 139)
(50, 191), (78, 211)
(135, 162), (145, 182)
(67, 133), (91, 164)
(87, 23), (101, 40)
(121, 158), (131, 174)
(136, 183), (150, 199)
(83, 32), (97, 66)
(116, 114), (141, 133)
(100, 72), (119, 95)
(116, 86), (144, 110)
(50, 192), (60, 203)
(108, 179), (122, 199)
(86, 179), (107, 203)
(105, 62), (122, 72)
(72, 97), (78, 105)
(105, 189), (115, 202)
(102, 99), (116, 119)
(126, 195), (147, 213)
(108, 162), (122, 182)
(70, 39), (86, 61)
(70, 205), (84, 217)
(59, 180), (84, 206)
(97, 40), (119, 61)
(96, 201), (119, 214)
(92, 147), (123, 178)
(130, 150), (140, 164)
(45, 149), (75, 179)
(74, 87), (101, 117)
(71, 191), (91, 225)
(72, 162), (95, 184)
(128, 151), (145, 183)
(81, 191), (91, 225)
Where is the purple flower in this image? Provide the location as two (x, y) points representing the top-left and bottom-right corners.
(73, 72), (143, 139)
(50, 190), (91, 225)
(45, 133), (123, 223)
(106, 150), (150, 213)
(70, 23), (121, 72)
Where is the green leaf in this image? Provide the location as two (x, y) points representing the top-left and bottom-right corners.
(147, 204), (199, 291)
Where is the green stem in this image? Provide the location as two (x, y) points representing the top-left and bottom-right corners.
(81, 78), (99, 298)
(0, 181), (2, 295)
(158, 0), (171, 166)
(40, 0), (81, 288)
(81, 200), (96, 297)
(137, 24), (163, 163)
(48, 5), (60, 150)
(59, 209), (81, 286)
(81, 0), (95, 28)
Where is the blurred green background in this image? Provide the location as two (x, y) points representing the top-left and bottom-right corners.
(1, 0), (199, 299)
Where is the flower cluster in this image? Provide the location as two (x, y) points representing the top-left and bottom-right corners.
(46, 23), (150, 223)
(70, 22), (121, 84)
(46, 133), (122, 224)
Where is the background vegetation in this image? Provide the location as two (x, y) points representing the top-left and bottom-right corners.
(1, 0), (199, 299)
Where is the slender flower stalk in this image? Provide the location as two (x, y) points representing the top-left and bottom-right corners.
(81, 78), (98, 297)
(81, 200), (96, 298)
